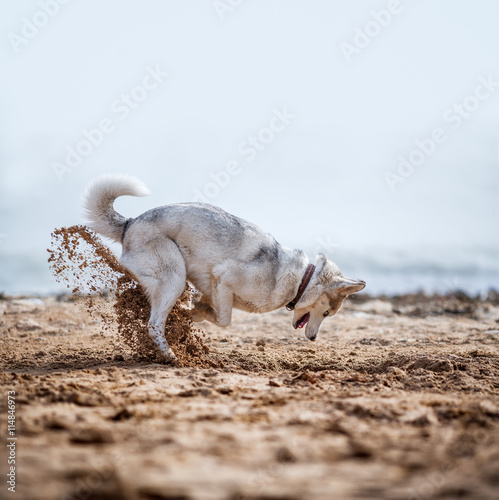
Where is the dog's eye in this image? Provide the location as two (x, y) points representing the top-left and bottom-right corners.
(323, 311), (329, 317)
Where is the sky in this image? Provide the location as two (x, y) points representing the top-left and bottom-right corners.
(0, 0), (498, 294)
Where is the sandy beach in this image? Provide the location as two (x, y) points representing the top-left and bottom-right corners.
(1, 292), (498, 500)
(2, 1), (499, 499)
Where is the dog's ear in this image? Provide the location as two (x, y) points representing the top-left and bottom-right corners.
(336, 278), (366, 297)
(314, 254), (328, 273)
(315, 254), (340, 283)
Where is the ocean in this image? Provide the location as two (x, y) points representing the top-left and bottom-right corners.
(1, 244), (497, 297)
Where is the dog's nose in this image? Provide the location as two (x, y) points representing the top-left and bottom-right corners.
(308, 335), (317, 341)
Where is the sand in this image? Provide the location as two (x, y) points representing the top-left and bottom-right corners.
(1, 226), (497, 498)
(47, 226), (210, 366)
(1, 291), (499, 500)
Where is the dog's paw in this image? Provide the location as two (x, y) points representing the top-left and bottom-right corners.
(189, 310), (205, 323)
(190, 301), (211, 322)
(154, 347), (177, 364)
(164, 349), (178, 364)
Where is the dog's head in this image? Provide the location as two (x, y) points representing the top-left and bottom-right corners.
(291, 254), (365, 341)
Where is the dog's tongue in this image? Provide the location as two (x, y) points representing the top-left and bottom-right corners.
(297, 312), (310, 329)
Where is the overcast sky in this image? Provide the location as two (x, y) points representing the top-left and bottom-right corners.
(0, 0), (498, 292)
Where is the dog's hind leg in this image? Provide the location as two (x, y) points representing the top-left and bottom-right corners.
(120, 238), (186, 362)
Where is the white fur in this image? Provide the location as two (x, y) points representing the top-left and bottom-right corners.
(82, 174), (150, 241)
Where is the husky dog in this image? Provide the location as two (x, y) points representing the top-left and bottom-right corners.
(83, 174), (365, 361)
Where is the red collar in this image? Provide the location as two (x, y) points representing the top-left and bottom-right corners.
(286, 264), (315, 311)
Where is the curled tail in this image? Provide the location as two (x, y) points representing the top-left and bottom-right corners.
(82, 174), (150, 242)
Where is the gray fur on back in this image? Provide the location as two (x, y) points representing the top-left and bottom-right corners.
(124, 203), (283, 267)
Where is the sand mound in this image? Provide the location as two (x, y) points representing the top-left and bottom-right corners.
(48, 225), (214, 367)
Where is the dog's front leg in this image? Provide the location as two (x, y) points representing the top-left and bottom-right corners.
(190, 300), (227, 325)
(209, 279), (234, 327)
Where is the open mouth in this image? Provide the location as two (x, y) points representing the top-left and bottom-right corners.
(294, 312), (310, 329)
